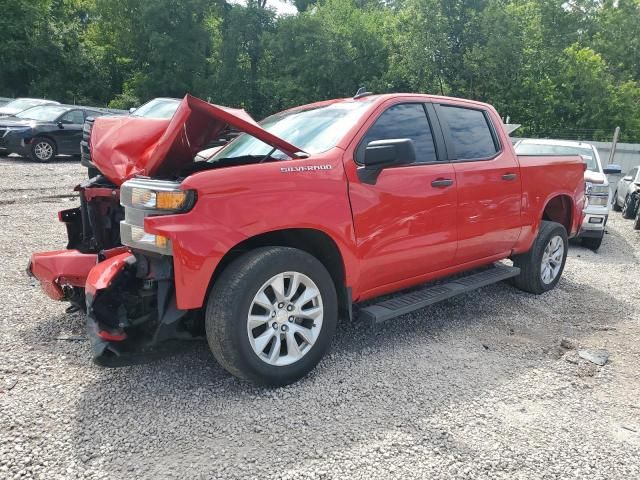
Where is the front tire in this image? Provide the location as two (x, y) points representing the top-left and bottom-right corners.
(30, 137), (56, 162)
(205, 247), (338, 386)
(511, 221), (568, 294)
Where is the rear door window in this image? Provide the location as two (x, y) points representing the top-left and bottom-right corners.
(438, 106), (498, 160)
(60, 110), (84, 124)
(360, 103), (438, 164)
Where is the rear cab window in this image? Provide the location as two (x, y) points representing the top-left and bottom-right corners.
(436, 105), (499, 161)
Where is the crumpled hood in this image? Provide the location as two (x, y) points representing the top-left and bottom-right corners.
(90, 94), (303, 185)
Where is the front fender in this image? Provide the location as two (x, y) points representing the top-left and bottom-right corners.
(144, 153), (359, 310)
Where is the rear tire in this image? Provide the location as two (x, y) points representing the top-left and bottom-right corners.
(511, 221), (568, 294)
(634, 207), (640, 230)
(622, 194), (637, 219)
(612, 191), (622, 211)
(581, 235), (603, 251)
(30, 137), (56, 162)
(205, 247), (338, 386)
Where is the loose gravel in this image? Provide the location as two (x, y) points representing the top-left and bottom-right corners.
(1, 155), (639, 480)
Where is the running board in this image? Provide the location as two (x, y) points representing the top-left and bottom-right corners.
(359, 265), (520, 325)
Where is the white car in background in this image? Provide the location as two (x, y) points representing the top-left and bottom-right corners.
(515, 139), (622, 251)
(0, 98), (60, 117)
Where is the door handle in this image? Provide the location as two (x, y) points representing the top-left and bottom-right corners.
(431, 178), (454, 188)
(501, 173), (518, 181)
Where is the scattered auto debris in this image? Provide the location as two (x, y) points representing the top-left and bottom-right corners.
(53, 336), (86, 342)
(578, 349), (610, 366)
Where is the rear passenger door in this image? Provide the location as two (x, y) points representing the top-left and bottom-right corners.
(434, 103), (522, 264)
(55, 109), (86, 154)
(345, 101), (458, 295)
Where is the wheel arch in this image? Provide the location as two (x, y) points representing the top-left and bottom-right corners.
(29, 134), (59, 156)
(541, 194), (574, 234)
(208, 228), (351, 321)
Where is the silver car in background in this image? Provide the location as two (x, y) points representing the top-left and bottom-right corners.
(613, 166), (640, 219)
(514, 139), (622, 251)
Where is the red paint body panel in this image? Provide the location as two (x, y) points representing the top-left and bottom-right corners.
(84, 252), (135, 296)
(145, 152), (358, 310)
(448, 104), (524, 263)
(29, 250), (98, 300)
(90, 95), (302, 185)
(513, 155), (586, 254)
(341, 97), (459, 296)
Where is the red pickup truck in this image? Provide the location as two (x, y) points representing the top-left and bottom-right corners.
(28, 93), (585, 385)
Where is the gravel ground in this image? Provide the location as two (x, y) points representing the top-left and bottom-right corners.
(1, 154), (639, 480)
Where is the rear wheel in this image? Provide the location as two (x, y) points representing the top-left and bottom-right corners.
(511, 221), (568, 294)
(205, 247), (338, 386)
(581, 235), (603, 251)
(30, 137), (56, 162)
(622, 194), (637, 219)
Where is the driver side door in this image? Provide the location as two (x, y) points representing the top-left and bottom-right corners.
(344, 101), (458, 298)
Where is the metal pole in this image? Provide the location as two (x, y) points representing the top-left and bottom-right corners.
(607, 126), (620, 165)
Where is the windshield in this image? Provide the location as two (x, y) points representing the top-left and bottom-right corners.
(133, 98), (181, 119)
(515, 142), (598, 171)
(211, 100), (374, 161)
(15, 106), (69, 122)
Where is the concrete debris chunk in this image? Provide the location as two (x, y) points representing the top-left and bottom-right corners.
(578, 349), (609, 366)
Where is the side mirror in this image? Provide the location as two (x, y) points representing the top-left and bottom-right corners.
(57, 121), (64, 129)
(363, 138), (416, 169)
(603, 164), (622, 175)
(129, 107), (137, 114)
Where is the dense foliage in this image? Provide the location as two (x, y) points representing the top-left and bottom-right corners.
(2, 0), (639, 141)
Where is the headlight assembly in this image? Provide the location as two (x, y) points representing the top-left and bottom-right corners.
(119, 178), (196, 255)
(586, 184), (609, 196)
(121, 179), (196, 213)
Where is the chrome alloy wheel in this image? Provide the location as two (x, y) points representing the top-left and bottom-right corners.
(540, 235), (564, 284)
(247, 271), (323, 366)
(34, 141), (53, 161)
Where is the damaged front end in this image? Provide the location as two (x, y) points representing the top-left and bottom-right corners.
(28, 93), (303, 366)
(85, 251), (197, 366)
(27, 175), (124, 310)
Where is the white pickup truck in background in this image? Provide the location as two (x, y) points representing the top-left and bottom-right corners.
(515, 139), (622, 251)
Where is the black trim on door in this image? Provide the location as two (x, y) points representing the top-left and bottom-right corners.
(424, 103), (448, 162)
